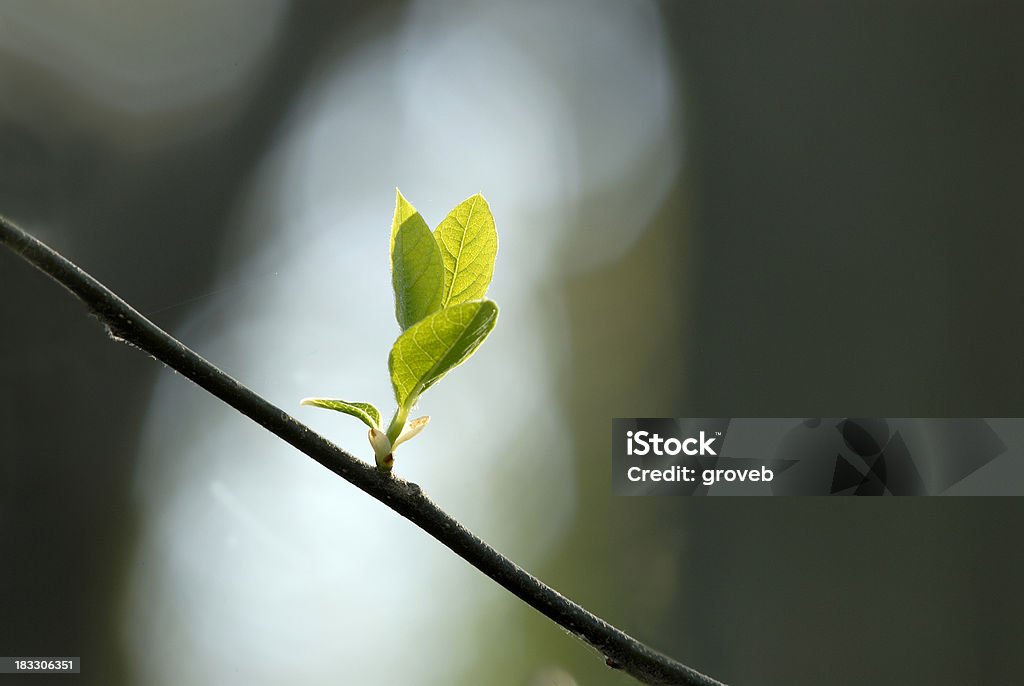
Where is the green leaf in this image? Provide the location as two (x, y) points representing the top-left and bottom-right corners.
(391, 189), (444, 330)
(433, 193), (497, 307)
(299, 398), (381, 430)
(389, 299), (498, 410)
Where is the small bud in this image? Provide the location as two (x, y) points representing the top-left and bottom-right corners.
(368, 427), (392, 470)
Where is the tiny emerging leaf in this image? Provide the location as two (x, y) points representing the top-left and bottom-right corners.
(393, 416), (430, 449)
(391, 189), (444, 330)
(388, 299), (498, 411)
(300, 398), (381, 430)
(433, 194), (497, 307)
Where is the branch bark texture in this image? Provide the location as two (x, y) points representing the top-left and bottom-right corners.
(1, 214), (727, 686)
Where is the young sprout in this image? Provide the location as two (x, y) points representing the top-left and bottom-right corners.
(300, 190), (498, 472)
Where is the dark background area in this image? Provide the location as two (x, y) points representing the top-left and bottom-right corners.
(2, 3), (1023, 685)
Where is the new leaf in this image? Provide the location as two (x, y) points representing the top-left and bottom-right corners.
(391, 189), (444, 330)
(389, 299), (498, 411)
(434, 194), (497, 307)
(298, 398), (381, 430)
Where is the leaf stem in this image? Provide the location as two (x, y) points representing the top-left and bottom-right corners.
(0, 213), (727, 686)
(385, 405), (409, 446)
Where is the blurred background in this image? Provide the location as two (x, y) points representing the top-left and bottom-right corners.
(2, 2), (1023, 685)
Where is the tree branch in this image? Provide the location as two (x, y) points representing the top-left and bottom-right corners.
(0, 214), (726, 686)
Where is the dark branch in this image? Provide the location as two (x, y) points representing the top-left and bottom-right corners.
(0, 214), (726, 686)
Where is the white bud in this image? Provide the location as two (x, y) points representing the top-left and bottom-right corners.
(368, 427), (392, 461)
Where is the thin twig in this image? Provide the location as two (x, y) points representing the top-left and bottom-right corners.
(0, 214), (727, 686)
